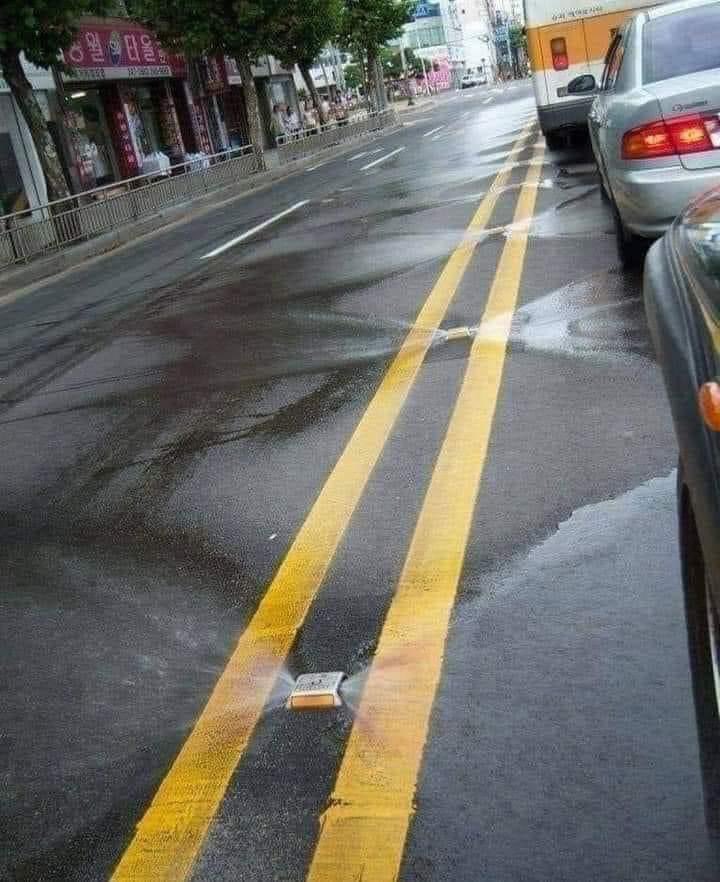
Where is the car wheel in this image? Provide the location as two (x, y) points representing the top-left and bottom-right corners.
(679, 468), (720, 836)
(612, 202), (642, 270)
(544, 131), (564, 151)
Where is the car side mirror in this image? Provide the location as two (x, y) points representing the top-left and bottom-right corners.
(567, 74), (597, 95)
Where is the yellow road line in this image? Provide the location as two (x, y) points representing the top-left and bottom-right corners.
(109, 125), (535, 882)
(305, 145), (545, 882)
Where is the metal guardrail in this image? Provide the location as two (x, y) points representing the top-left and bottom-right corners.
(276, 109), (398, 164)
(0, 145), (261, 269)
(0, 108), (398, 271)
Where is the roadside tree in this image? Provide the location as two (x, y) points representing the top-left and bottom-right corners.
(129, 0), (279, 159)
(343, 62), (363, 91)
(340, 0), (413, 109)
(271, 0), (344, 123)
(379, 45), (417, 79)
(0, 0), (110, 201)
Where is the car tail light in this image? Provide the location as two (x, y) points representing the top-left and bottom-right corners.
(699, 381), (720, 432)
(622, 114), (717, 160)
(550, 37), (568, 71)
(622, 120), (674, 159)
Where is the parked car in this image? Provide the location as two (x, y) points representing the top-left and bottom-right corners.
(645, 187), (720, 834)
(461, 74), (479, 88)
(586, 0), (720, 268)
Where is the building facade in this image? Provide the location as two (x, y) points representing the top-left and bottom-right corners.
(0, 16), (300, 214)
(392, 0), (494, 88)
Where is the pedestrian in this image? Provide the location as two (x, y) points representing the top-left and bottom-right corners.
(320, 94), (331, 124)
(284, 104), (300, 139)
(270, 103), (285, 145)
(334, 95), (349, 126)
(302, 100), (319, 134)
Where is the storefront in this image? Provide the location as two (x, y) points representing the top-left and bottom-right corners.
(222, 57), (251, 150)
(251, 57), (300, 148)
(60, 17), (188, 189)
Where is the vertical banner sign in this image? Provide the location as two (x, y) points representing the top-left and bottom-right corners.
(101, 85), (140, 177)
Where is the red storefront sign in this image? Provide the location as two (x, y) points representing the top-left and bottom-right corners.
(101, 85), (140, 178)
(62, 21), (186, 81)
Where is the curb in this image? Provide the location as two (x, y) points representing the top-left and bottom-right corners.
(0, 121), (402, 300)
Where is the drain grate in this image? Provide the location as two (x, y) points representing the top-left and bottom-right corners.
(287, 672), (345, 710)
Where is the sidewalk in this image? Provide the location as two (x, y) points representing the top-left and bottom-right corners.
(393, 95), (439, 114)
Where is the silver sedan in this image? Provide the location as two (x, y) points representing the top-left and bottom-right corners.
(586, 0), (720, 268)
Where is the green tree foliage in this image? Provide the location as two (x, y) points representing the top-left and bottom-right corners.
(340, 0), (413, 54)
(343, 62), (363, 91)
(0, 0), (108, 69)
(339, 0), (413, 107)
(509, 24), (526, 51)
(270, 0), (344, 121)
(129, 0), (281, 156)
(379, 44), (417, 78)
(0, 0), (110, 200)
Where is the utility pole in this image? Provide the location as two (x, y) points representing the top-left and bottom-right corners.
(408, 32), (431, 95)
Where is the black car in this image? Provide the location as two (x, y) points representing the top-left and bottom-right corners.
(645, 188), (720, 833)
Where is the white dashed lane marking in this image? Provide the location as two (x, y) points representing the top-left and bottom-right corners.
(360, 147), (406, 171)
(200, 201), (309, 259)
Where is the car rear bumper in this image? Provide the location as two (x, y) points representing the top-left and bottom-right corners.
(614, 164), (720, 238)
(537, 98), (594, 134)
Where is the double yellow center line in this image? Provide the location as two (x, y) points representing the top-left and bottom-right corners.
(307, 141), (545, 882)
(110, 121), (540, 882)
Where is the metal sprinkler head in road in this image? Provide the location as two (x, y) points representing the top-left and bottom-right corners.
(443, 325), (474, 342)
(287, 672), (346, 710)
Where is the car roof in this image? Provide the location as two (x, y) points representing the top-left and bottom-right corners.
(645, 0), (718, 20)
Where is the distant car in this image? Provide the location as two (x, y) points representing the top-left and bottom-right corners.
(461, 74), (479, 88)
(644, 188), (720, 835)
(587, 0), (720, 268)
(477, 72), (488, 85)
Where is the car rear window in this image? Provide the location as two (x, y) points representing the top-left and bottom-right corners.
(643, 3), (720, 83)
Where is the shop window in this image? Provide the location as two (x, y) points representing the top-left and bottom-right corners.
(65, 89), (117, 190)
(138, 87), (163, 153)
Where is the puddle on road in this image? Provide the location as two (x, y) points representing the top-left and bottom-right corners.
(41, 132), (620, 496)
(456, 472), (677, 618)
(126, 260), (644, 461)
(266, 472), (677, 732)
(511, 271), (648, 362)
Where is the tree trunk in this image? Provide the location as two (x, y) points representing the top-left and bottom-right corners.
(299, 61), (327, 124)
(367, 50), (387, 111)
(0, 49), (70, 202)
(366, 47), (380, 111)
(358, 52), (369, 109)
(236, 52), (265, 168)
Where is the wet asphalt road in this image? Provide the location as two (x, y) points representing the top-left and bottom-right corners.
(2, 82), (719, 882)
